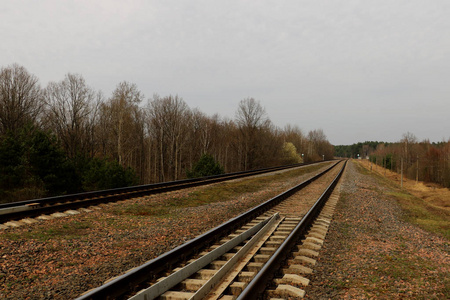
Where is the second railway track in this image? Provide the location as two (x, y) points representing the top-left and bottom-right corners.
(0, 161), (332, 226)
(78, 160), (346, 300)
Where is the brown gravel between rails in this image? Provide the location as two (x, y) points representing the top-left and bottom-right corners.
(274, 163), (344, 217)
(0, 163), (333, 300)
(305, 160), (449, 299)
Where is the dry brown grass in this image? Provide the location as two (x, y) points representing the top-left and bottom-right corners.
(411, 182), (450, 208)
(355, 159), (450, 239)
(357, 159), (450, 210)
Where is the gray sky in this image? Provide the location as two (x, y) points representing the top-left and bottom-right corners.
(2, 0), (449, 145)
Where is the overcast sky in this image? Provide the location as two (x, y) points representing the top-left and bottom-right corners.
(2, 0), (449, 145)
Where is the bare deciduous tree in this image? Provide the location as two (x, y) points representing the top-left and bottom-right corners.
(235, 98), (270, 170)
(100, 82), (144, 166)
(307, 129), (334, 161)
(43, 73), (102, 158)
(282, 124), (305, 159)
(401, 131), (418, 167)
(0, 64), (42, 134)
(147, 95), (190, 181)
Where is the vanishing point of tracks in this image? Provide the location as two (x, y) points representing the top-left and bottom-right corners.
(78, 160), (347, 300)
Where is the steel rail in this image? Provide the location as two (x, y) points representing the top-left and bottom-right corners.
(75, 160), (341, 300)
(128, 214), (280, 300)
(237, 160), (347, 300)
(0, 161), (333, 223)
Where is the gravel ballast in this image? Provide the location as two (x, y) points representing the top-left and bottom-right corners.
(305, 160), (449, 299)
(0, 163), (332, 299)
(1, 160), (448, 299)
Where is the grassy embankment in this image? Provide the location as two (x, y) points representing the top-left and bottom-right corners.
(356, 159), (449, 239)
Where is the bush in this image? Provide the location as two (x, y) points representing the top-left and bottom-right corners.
(282, 142), (301, 164)
(187, 154), (224, 178)
(82, 157), (138, 191)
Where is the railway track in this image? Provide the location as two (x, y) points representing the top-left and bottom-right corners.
(0, 161), (331, 226)
(77, 160), (346, 300)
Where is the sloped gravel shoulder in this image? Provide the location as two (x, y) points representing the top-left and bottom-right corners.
(305, 160), (449, 299)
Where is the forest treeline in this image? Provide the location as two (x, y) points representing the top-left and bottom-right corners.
(0, 63), (334, 202)
(335, 133), (450, 188)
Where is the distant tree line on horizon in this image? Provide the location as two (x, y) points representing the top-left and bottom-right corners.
(335, 134), (450, 188)
(0, 63), (334, 202)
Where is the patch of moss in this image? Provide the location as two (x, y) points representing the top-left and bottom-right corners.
(1, 220), (94, 241)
